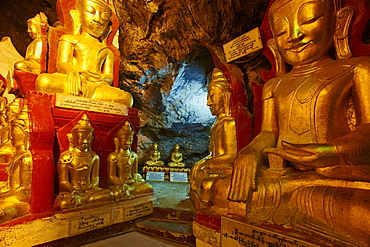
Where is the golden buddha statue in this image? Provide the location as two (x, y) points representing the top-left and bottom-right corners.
(0, 80), (7, 128)
(168, 144), (185, 168)
(108, 121), (153, 198)
(14, 13), (48, 75)
(145, 143), (165, 167)
(35, 0), (133, 106)
(190, 68), (236, 211)
(0, 99), (21, 143)
(54, 114), (114, 210)
(209, 0), (370, 244)
(0, 103), (32, 223)
(0, 99), (21, 163)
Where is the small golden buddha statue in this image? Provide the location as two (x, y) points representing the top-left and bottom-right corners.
(210, 0), (370, 244)
(35, 0), (133, 106)
(168, 144), (185, 168)
(0, 98), (21, 163)
(145, 143), (165, 167)
(190, 68), (236, 210)
(0, 80), (7, 128)
(0, 99), (21, 143)
(0, 103), (32, 223)
(54, 114), (114, 210)
(14, 13), (48, 75)
(107, 121), (153, 198)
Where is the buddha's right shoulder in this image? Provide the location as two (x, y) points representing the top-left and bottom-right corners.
(59, 34), (81, 44)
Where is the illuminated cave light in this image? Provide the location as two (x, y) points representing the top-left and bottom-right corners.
(162, 60), (215, 126)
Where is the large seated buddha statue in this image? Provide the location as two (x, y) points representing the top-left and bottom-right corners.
(107, 121), (153, 199)
(190, 68), (237, 212)
(35, 0), (133, 106)
(54, 114), (114, 210)
(203, 0), (370, 244)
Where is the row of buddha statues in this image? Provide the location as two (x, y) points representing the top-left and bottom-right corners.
(0, 0), (152, 222)
(0, 94), (152, 219)
(190, 0), (370, 245)
(1, 0), (370, 244)
(55, 115), (153, 210)
(145, 144), (186, 168)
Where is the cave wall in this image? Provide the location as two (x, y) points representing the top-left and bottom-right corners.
(113, 0), (271, 166)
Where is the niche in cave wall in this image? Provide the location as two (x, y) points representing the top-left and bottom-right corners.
(132, 47), (216, 167)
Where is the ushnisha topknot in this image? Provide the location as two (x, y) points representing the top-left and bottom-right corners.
(207, 68), (231, 93)
(117, 120), (134, 136)
(76, 0), (113, 14)
(72, 114), (94, 132)
(268, 0), (342, 33)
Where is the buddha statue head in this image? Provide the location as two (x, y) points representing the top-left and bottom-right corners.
(207, 68), (231, 117)
(69, 114), (94, 151)
(72, 0), (112, 39)
(268, 0), (353, 72)
(10, 103), (30, 151)
(116, 121), (134, 152)
(26, 13), (48, 40)
(6, 99), (21, 123)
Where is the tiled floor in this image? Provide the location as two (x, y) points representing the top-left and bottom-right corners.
(82, 231), (187, 247)
(148, 181), (194, 210)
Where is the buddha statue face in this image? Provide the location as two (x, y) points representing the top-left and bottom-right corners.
(72, 130), (93, 151)
(269, 0), (337, 66)
(118, 133), (133, 151)
(76, 0), (112, 38)
(10, 124), (25, 149)
(27, 19), (40, 39)
(207, 86), (225, 116)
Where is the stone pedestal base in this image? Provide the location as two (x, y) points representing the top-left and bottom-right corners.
(0, 195), (154, 246)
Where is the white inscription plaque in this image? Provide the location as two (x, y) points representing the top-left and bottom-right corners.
(221, 217), (319, 247)
(55, 94), (128, 115)
(223, 27), (263, 63)
(170, 172), (188, 183)
(70, 213), (111, 235)
(124, 202), (153, 221)
(146, 171), (165, 181)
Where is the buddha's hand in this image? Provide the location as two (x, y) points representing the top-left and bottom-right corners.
(228, 152), (259, 202)
(80, 70), (104, 83)
(264, 141), (341, 168)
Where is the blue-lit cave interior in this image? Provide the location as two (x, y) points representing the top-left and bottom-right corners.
(124, 47), (216, 168)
